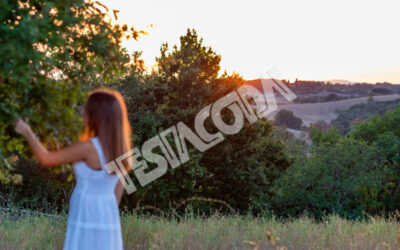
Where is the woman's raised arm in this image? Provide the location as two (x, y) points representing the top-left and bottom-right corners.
(14, 118), (89, 167)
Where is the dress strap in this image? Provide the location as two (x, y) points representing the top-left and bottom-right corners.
(90, 137), (106, 171)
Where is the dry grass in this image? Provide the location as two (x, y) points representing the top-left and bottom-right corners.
(1, 213), (400, 249)
(268, 94), (400, 125)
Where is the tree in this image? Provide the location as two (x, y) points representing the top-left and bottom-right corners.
(370, 88), (392, 96)
(274, 109), (303, 130)
(309, 126), (340, 147)
(324, 93), (339, 102)
(0, 0), (144, 183)
(349, 107), (400, 211)
(273, 136), (385, 219)
(154, 29), (221, 125)
(273, 107), (400, 218)
(311, 120), (332, 134)
(109, 29), (292, 214)
(331, 99), (400, 135)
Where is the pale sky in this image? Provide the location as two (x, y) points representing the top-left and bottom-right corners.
(100, 0), (400, 83)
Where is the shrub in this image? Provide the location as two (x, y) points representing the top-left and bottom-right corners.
(274, 109), (303, 130)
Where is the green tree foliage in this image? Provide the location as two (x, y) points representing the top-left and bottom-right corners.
(0, 0), (143, 183)
(154, 29), (221, 125)
(274, 109), (303, 130)
(0, 157), (71, 212)
(332, 99), (400, 135)
(198, 119), (292, 214)
(108, 29), (292, 214)
(8, 11), (400, 218)
(274, 107), (400, 219)
(310, 120), (332, 134)
(273, 135), (385, 219)
(271, 125), (309, 163)
(309, 126), (341, 147)
(349, 107), (400, 211)
(350, 107), (400, 144)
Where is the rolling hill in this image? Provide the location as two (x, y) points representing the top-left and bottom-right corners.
(267, 94), (400, 125)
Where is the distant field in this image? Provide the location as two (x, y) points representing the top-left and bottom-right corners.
(268, 94), (400, 125)
(1, 213), (400, 249)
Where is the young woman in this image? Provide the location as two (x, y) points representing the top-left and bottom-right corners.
(14, 88), (132, 250)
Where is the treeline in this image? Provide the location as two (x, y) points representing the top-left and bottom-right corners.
(4, 29), (400, 220)
(2, 29), (293, 216)
(101, 30), (293, 215)
(274, 106), (400, 218)
(288, 80), (400, 96)
(246, 79), (400, 104)
(332, 98), (400, 135)
(2, 0), (400, 219)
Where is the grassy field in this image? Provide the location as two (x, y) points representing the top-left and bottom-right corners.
(1, 213), (400, 249)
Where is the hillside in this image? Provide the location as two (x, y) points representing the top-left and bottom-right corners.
(246, 79), (400, 104)
(267, 94), (400, 125)
(332, 98), (400, 134)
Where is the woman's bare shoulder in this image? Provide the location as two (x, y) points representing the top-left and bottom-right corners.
(58, 139), (95, 160)
(72, 140), (98, 156)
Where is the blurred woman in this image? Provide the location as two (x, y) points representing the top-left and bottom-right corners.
(14, 88), (132, 250)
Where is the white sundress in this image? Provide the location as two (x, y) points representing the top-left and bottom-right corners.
(63, 137), (123, 250)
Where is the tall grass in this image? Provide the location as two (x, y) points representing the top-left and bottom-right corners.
(1, 212), (400, 249)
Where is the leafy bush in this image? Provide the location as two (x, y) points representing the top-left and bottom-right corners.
(310, 120), (332, 134)
(106, 29), (292, 214)
(324, 93), (339, 102)
(274, 109), (303, 130)
(273, 134), (385, 219)
(332, 99), (400, 135)
(273, 107), (400, 219)
(0, 0), (143, 183)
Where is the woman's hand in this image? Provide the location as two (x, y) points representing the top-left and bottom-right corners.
(14, 118), (32, 137)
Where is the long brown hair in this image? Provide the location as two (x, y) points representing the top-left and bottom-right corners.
(79, 88), (132, 171)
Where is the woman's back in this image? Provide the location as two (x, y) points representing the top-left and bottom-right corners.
(63, 137), (123, 250)
(73, 137), (119, 196)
